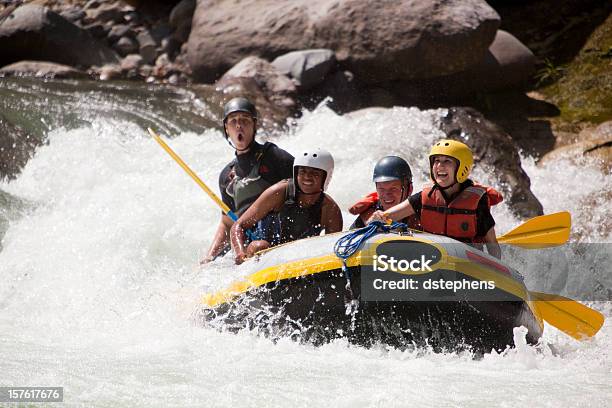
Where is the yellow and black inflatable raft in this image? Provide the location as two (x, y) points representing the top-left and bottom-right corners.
(199, 229), (544, 353)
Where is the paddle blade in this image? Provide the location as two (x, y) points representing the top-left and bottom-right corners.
(498, 211), (571, 248)
(530, 291), (604, 340)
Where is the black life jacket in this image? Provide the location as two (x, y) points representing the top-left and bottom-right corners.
(225, 142), (273, 215)
(276, 179), (325, 244)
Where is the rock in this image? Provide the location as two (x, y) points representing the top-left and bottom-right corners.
(99, 64), (122, 80)
(169, 0), (196, 28)
(578, 121), (612, 143)
(84, 0), (102, 9)
(300, 70), (367, 113)
(137, 30), (157, 64)
(0, 4), (119, 68)
(0, 112), (42, 181)
(83, 22), (108, 38)
(138, 64), (153, 78)
(107, 24), (133, 43)
(439, 107), (544, 218)
(539, 139), (612, 174)
(272, 49), (336, 91)
(216, 56), (297, 111)
(0, 61), (88, 79)
(59, 7), (86, 23)
(84, 3), (123, 24)
(161, 36), (181, 58)
(204, 77), (295, 132)
(453, 30), (536, 93)
(115, 36), (138, 56)
(169, 0), (195, 43)
(167, 73), (179, 85)
(120, 54), (143, 71)
(150, 24), (172, 44)
(123, 11), (140, 24)
(187, 0), (499, 83)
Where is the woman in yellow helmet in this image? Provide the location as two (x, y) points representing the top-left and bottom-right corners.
(369, 139), (502, 258)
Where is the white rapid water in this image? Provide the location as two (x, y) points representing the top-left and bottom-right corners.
(0, 105), (610, 407)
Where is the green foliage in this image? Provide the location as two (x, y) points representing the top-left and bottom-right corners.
(535, 59), (565, 87)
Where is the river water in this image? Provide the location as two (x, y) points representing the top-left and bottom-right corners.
(0, 78), (610, 407)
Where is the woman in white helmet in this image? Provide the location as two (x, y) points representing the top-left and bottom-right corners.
(230, 148), (343, 264)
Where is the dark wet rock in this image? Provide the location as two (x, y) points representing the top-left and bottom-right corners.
(108, 24), (133, 43)
(115, 36), (138, 56)
(0, 112), (43, 181)
(216, 56), (297, 113)
(137, 30), (157, 64)
(272, 49), (336, 91)
(83, 22), (108, 38)
(300, 70), (368, 113)
(187, 0), (499, 83)
(439, 107), (544, 218)
(169, 0), (195, 43)
(150, 23), (172, 44)
(0, 4), (119, 68)
(160, 36), (181, 59)
(0, 61), (88, 79)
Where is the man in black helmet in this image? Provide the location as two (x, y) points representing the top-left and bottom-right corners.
(201, 97), (294, 263)
(348, 156), (420, 229)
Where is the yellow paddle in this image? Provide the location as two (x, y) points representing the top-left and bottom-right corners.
(497, 211), (570, 248)
(530, 291), (605, 340)
(148, 128), (259, 242)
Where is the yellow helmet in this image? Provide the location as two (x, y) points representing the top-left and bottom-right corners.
(429, 139), (473, 184)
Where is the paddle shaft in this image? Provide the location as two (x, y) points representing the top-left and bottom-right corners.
(149, 128), (259, 243)
(148, 128), (240, 222)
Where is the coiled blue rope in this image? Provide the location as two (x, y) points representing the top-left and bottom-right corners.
(333, 221), (408, 314)
(333, 221), (408, 265)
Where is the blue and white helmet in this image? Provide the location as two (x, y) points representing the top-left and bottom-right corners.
(293, 148), (334, 191)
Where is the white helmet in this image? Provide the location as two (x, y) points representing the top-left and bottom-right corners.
(293, 148), (334, 191)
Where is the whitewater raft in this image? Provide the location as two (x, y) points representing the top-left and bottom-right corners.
(199, 229), (544, 352)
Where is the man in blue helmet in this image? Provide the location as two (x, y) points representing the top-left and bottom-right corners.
(348, 156), (420, 230)
(201, 97), (294, 263)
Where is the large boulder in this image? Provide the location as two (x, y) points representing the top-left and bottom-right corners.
(0, 4), (119, 68)
(216, 56), (297, 113)
(187, 0), (500, 83)
(439, 107), (544, 218)
(0, 61), (88, 79)
(169, 0), (196, 43)
(272, 49), (336, 91)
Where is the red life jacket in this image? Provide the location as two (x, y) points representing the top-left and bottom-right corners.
(349, 192), (421, 230)
(420, 182), (502, 242)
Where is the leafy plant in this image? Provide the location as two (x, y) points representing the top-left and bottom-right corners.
(535, 58), (566, 87)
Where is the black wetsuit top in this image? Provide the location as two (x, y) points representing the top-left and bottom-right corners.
(408, 180), (495, 237)
(276, 179), (325, 244)
(219, 141), (294, 214)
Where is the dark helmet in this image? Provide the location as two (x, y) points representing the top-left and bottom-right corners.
(373, 156), (412, 184)
(222, 97), (257, 139)
(223, 97), (257, 122)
